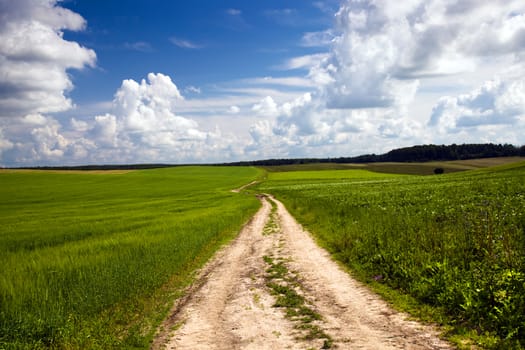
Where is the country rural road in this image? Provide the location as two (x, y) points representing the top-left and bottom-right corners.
(153, 195), (453, 349)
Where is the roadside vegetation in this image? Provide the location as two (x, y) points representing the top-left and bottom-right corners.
(257, 161), (525, 348)
(2, 157), (523, 349)
(0, 167), (262, 349)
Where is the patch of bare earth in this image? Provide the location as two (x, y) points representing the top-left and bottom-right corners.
(153, 195), (453, 350)
(231, 181), (259, 193)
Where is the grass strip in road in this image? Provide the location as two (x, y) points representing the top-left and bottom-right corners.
(261, 203), (332, 349)
(263, 255), (332, 349)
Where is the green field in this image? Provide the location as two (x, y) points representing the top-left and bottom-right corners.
(2, 160), (524, 349)
(257, 161), (525, 348)
(0, 167), (262, 349)
(261, 156), (525, 175)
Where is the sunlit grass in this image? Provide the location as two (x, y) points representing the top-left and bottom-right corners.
(267, 169), (404, 182)
(0, 166), (262, 349)
(258, 162), (525, 348)
(261, 157), (524, 176)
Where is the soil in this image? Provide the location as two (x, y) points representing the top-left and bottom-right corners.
(153, 195), (453, 350)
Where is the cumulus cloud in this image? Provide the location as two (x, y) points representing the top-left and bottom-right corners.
(228, 105), (241, 114)
(0, 129), (13, 157)
(0, 72), (248, 165)
(252, 96), (279, 117)
(24, 72), (244, 165)
(0, 0), (96, 118)
(429, 78), (525, 132)
(90, 114), (118, 148)
(0, 0), (98, 165)
(251, 0), (525, 157)
(245, 93), (427, 159)
(0, 113), (72, 165)
(112, 73), (211, 149)
(306, 0), (525, 108)
(2, 0), (525, 166)
(99, 73), (249, 163)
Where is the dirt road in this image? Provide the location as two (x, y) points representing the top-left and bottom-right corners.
(153, 195), (453, 349)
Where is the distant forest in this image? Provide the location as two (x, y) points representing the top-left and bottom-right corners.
(225, 143), (525, 167)
(12, 143), (525, 170)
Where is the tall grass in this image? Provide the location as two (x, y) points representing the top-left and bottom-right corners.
(258, 163), (525, 348)
(0, 166), (262, 349)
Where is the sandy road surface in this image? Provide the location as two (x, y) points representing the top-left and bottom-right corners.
(153, 195), (453, 349)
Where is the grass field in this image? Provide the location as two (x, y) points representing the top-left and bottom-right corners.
(2, 158), (524, 348)
(257, 161), (525, 348)
(0, 166), (262, 349)
(262, 156), (524, 175)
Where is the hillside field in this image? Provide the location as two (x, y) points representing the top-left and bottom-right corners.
(0, 167), (262, 349)
(2, 159), (524, 349)
(257, 160), (525, 348)
(261, 156), (524, 175)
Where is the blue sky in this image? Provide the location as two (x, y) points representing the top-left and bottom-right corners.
(62, 1), (336, 103)
(0, 0), (524, 166)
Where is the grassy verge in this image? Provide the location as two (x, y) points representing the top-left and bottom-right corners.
(257, 163), (525, 349)
(0, 166), (262, 349)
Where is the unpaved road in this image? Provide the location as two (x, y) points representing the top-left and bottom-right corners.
(153, 195), (453, 349)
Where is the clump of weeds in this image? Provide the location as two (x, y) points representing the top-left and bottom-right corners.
(263, 255), (332, 348)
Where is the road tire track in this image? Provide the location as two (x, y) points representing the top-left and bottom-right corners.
(154, 195), (453, 350)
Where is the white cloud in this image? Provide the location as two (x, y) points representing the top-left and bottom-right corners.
(102, 73), (207, 153)
(252, 96), (279, 117)
(241, 76), (315, 89)
(0, 0), (96, 118)
(311, 0), (525, 108)
(30, 119), (68, 159)
(316, 1), (420, 109)
(2, 0), (525, 166)
(0, 73), (251, 165)
(256, 0), (525, 157)
(226, 8), (242, 16)
(301, 30), (335, 47)
(124, 41), (153, 52)
(429, 77), (525, 132)
(91, 114), (117, 148)
(0, 0), (86, 32)
(169, 37), (203, 49)
(228, 105), (240, 114)
(281, 53), (330, 71)
(184, 86), (201, 94)
(114, 73), (185, 133)
(0, 128), (13, 157)
(70, 118), (89, 132)
(87, 73), (248, 164)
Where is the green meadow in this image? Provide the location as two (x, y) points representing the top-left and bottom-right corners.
(0, 167), (262, 349)
(257, 161), (525, 348)
(261, 156), (525, 175)
(2, 160), (524, 349)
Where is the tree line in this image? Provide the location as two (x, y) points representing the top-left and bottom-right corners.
(224, 143), (525, 167)
(10, 143), (524, 170)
